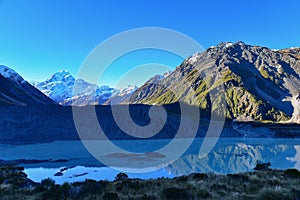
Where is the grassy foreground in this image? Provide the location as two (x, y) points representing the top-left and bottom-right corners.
(1, 165), (300, 200)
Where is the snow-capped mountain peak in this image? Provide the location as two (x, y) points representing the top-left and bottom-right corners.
(47, 70), (75, 83)
(32, 70), (118, 106)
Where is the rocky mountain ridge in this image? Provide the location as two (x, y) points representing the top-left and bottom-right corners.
(0, 65), (55, 106)
(124, 42), (300, 123)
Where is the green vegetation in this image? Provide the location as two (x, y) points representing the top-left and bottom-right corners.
(284, 168), (300, 177)
(1, 164), (300, 199)
(141, 67), (289, 122)
(162, 187), (189, 199)
(254, 162), (271, 171)
(259, 67), (271, 79)
(115, 173), (129, 181)
(258, 188), (293, 200)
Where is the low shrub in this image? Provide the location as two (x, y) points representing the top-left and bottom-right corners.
(103, 192), (119, 200)
(41, 178), (55, 188)
(162, 187), (189, 200)
(227, 174), (249, 181)
(254, 162), (271, 171)
(258, 189), (291, 200)
(192, 173), (208, 180)
(284, 169), (300, 177)
(197, 189), (210, 198)
(115, 173), (128, 181)
(175, 176), (188, 182)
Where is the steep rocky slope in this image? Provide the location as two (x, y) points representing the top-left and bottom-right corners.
(0, 65), (55, 106)
(125, 42), (300, 122)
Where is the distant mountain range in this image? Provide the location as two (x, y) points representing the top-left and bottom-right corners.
(1, 42), (300, 144)
(31, 70), (137, 106)
(1, 41), (300, 123)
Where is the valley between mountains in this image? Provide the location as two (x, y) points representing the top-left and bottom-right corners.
(1, 41), (300, 144)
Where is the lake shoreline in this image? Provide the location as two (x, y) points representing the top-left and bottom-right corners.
(1, 164), (300, 199)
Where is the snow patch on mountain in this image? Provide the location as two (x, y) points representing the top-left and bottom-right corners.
(188, 52), (201, 64)
(0, 65), (26, 85)
(108, 85), (138, 105)
(63, 84), (117, 106)
(225, 42), (233, 48)
(283, 77), (300, 123)
(118, 85), (138, 96)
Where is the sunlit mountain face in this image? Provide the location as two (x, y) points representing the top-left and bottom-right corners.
(125, 42), (300, 123)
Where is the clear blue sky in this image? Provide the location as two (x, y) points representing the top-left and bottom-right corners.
(0, 0), (299, 88)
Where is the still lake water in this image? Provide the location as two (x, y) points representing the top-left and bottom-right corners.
(1, 138), (299, 184)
